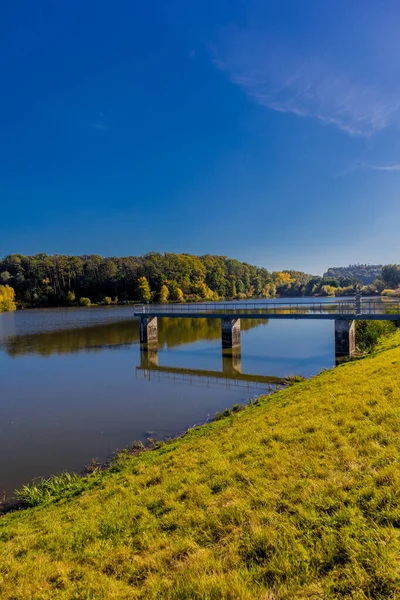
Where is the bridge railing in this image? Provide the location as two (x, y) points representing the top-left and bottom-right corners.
(134, 299), (400, 317)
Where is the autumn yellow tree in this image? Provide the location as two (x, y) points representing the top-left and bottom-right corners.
(170, 286), (184, 302)
(137, 277), (152, 303)
(263, 282), (276, 298)
(192, 281), (216, 300)
(159, 285), (169, 304)
(0, 285), (17, 312)
(273, 272), (293, 286)
(67, 290), (76, 304)
(321, 285), (336, 297)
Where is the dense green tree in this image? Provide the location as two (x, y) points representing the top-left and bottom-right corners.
(381, 264), (400, 289)
(0, 271), (11, 283)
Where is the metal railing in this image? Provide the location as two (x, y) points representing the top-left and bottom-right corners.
(134, 299), (400, 318)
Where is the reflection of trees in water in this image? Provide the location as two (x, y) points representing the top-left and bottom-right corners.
(6, 321), (139, 357)
(159, 317), (267, 348)
(5, 318), (268, 357)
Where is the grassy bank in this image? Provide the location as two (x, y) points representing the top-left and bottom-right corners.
(1, 333), (400, 599)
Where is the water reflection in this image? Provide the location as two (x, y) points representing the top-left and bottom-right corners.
(4, 317), (266, 357)
(138, 345), (283, 392)
(0, 306), (333, 498)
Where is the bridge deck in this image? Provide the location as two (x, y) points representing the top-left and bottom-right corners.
(134, 300), (400, 321)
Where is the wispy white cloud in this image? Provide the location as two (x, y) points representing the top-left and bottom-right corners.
(213, 5), (400, 137)
(365, 163), (400, 171)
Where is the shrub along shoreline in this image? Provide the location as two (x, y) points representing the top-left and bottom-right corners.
(0, 331), (400, 598)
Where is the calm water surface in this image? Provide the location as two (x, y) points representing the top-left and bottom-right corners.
(0, 300), (338, 497)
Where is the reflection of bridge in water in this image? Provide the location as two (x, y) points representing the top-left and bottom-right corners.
(137, 346), (285, 393)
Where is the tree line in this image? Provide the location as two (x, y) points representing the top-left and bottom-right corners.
(0, 253), (399, 309)
(324, 264), (382, 285)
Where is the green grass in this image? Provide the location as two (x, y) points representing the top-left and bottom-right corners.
(1, 332), (400, 599)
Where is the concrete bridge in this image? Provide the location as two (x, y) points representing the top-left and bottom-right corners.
(134, 299), (400, 361)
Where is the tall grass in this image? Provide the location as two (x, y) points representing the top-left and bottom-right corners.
(15, 471), (102, 507)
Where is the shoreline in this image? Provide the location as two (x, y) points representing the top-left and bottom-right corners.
(1, 376), (294, 514)
(13, 291), (389, 311)
(1, 331), (399, 597)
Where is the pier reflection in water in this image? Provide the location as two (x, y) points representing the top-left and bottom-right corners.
(0, 306), (333, 497)
(138, 345), (284, 394)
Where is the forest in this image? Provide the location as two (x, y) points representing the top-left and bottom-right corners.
(0, 253), (399, 309)
(324, 264), (382, 285)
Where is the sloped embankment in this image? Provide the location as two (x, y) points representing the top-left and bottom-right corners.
(1, 333), (400, 599)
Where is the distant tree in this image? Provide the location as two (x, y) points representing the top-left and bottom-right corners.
(66, 290), (76, 304)
(321, 285), (336, 297)
(324, 264), (382, 286)
(0, 271), (11, 284)
(170, 286), (184, 302)
(137, 276), (152, 303)
(79, 297), (91, 307)
(228, 277), (237, 298)
(373, 280), (386, 293)
(263, 282), (276, 298)
(192, 281), (216, 300)
(381, 264), (400, 289)
(158, 285), (169, 304)
(104, 296), (112, 305)
(0, 285), (17, 312)
(247, 285), (255, 298)
(273, 272), (293, 286)
(5, 251), (383, 308)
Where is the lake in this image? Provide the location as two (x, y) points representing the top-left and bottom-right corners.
(0, 299), (340, 498)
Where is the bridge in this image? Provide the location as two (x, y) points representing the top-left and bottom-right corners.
(134, 299), (400, 361)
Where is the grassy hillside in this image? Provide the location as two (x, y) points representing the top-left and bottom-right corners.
(1, 333), (400, 599)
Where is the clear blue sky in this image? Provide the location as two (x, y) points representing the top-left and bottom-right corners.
(1, 0), (400, 274)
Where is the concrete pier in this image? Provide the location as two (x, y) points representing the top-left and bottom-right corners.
(334, 319), (355, 359)
(221, 318), (241, 349)
(140, 316), (158, 345)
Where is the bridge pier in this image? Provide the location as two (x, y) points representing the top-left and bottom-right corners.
(221, 317), (241, 349)
(335, 319), (355, 359)
(140, 316), (158, 345)
(139, 316), (159, 370)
